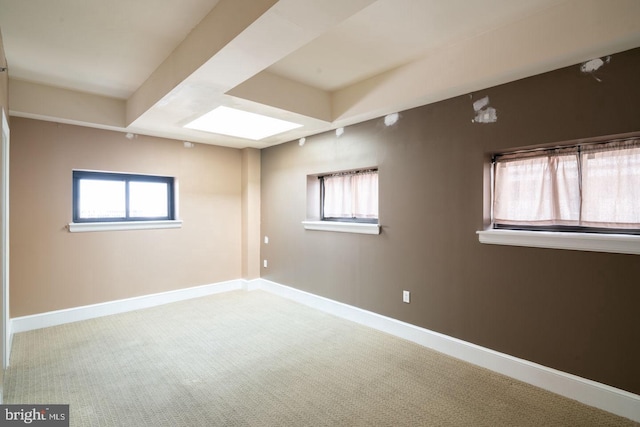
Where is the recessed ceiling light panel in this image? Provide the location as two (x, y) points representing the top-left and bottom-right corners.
(184, 106), (302, 140)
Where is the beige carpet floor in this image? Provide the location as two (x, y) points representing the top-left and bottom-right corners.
(4, 290), (638, 426)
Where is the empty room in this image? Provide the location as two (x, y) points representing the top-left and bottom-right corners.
(0, 0), (639, 425)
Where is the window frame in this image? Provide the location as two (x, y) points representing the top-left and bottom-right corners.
(478, 133), (640, 256)
(302, 168), (380, 235)
(319, 169), (379, 224)
(490, 138), (640, 236)
(72, 170), (176, 224)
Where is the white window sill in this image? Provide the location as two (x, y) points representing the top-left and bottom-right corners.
(68, 220), (183, 233)
(302, 220), (380, 235)
(477, 229), (640, 255)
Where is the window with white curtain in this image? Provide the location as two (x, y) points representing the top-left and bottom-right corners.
(321, 169), (378, 223)
(493, 138), (640, 233)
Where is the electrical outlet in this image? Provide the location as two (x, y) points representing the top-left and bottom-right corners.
(264, 236), (269, 244)
(402, 290), (410, 303)
(263, 260), (268, 268)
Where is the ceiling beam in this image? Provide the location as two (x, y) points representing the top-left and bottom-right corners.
(226, 71), (332, 122)
(127, 0), (377, 146)
(9, 79), (126, 130)
(126, 0), (279, 126)
(331, 0), (640, 127)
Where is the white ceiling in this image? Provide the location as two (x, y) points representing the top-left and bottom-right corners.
(1, 0), (639, 149)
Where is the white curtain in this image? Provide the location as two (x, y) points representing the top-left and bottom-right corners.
(494, 152), (580, 226)
(493, 139), (640, 229)
(581, 141), (640, 228)
(323, 174), (353, 218)
(323, 171), (378, 219)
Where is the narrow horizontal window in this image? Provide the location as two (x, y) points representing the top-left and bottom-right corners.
(492, 138), (640, 235)
(320, 169), (378, 224)
(72, 171), (175, 223)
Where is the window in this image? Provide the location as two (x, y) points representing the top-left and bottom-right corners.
(320, 169), (378, 223)
(72, 171), (175, 223)
(492, 138), (640, 234)
(302, 169), (380, 235)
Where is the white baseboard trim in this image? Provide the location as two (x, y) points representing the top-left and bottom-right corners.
(246, 278), (640, 423)
(11, 279), (244, 334)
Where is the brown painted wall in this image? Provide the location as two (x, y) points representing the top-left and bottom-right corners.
(261, 48), (640, 394)
(10, 118), (242, 317)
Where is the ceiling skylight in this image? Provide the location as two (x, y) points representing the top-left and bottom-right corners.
(184, 106), (302, 140)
